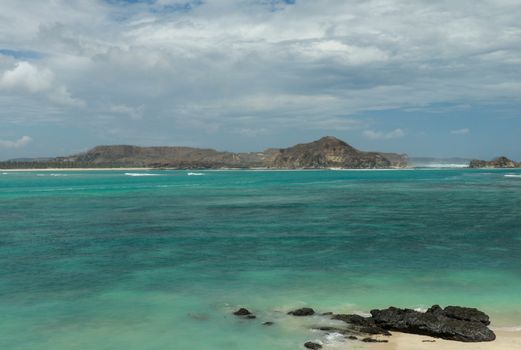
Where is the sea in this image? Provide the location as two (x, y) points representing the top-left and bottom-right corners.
(1, 168), (521, 349)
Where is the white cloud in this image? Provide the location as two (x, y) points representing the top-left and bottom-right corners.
(0, 0), (520, 150)
(450, 128), (470, 135)
(0, 61), (85, 107)
(49, 86), (86, 107)
(364, 128), (406, 140)
(0, 136), (32, 149)
(0, 62), (54, 93)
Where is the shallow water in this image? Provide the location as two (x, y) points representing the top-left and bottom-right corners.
(1, 169), (521, 349)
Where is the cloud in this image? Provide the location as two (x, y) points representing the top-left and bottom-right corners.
(0, 61), (85, 107)
(0, 61), (53, 93)
(364, 128), (406, 140)
(0, 0), (520, 153)
(450, 128), (470, 135)
(110, 104), (145, 120)
(49, 86), (86, 107)
(0, 136), (32, 149)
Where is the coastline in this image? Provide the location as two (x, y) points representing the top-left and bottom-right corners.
(0, 167), (154, 172)
(0, 166), (454, 172)
(357, 331), (521, 350)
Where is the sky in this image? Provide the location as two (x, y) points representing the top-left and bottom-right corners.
(0, 0), (520, 160)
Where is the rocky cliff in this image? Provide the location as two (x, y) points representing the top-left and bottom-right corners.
(469, 156), (520, 168)
(2, 136), (408, 169)
(267, 136), (404, 169)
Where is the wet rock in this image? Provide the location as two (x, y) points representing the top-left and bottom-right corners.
(233, 308), (256, 319)
(362, 338), (388, 343)
(304, 341), (322, 349)
(443, 306), (490, 325)
(233, 308), (253, 316)
(370, 306), (495, 342)
(288, 307), (315, 316)
(332, 314), (369, 326)
(347, 335), (358, 340)
(263, 321), (274, 326)
(332, 314), (391, 336)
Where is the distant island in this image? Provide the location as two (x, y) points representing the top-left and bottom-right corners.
(0, 136), (408, 170)
(469, 156), (521, 168)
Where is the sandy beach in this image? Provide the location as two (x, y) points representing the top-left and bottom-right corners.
(355, 331), (521, 350)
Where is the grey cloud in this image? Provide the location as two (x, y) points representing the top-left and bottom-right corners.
(0, 0), (520, 144)
(0, 135), (32, 149)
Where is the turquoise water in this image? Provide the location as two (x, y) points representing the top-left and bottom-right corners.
(1, 169), (521, 349)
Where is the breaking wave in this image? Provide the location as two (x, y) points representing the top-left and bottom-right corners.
(124, 173), (161, 177)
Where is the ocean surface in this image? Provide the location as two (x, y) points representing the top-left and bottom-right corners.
(1, 169), (521, 349)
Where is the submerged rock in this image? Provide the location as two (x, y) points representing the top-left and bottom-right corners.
(233, 308), (253, 316)
(262, 321), (274, 326)
(233, 308), (255, 319)
(288, 307), (315, 316)
(304, 341), (322, 349)
(370, 306), (496, 342)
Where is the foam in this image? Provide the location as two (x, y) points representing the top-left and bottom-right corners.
(36, 173), (69, 177)
(505, 174), (521, 178)
(124, 173), (160, 177)
(187, 172), (205, 176)
(415, 163), (468, 168)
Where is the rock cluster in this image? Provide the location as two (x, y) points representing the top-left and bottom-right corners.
(370, 305), (495, 342)
(232, 304), (496, 348)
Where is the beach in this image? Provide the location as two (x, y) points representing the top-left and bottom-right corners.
(357, 331), (521, 350)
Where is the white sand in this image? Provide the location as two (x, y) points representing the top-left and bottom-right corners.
(353, 331), (521, 350)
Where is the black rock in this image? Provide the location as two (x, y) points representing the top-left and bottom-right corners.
(245, 315), (256, 319)
(288, 307), (315, 316)
(362, 338), (388, 343)
(332, 314), (370, 326)
(233, 308), (253, 316)
(347, 335), (358, 340)
(370, 306), (495, 342)
(332, 314), (391, 336)
(263, 321), (274, 326)
(443, 306), (490, 325)
(304, 341), (322, 349)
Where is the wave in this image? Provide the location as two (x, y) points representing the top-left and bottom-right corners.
(415, 163), (468, 168)
(36, 173), (68, 177)
(124, 173), (160, 177)
(504, 174), (521, 178)
(187, 172), (205, 176)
